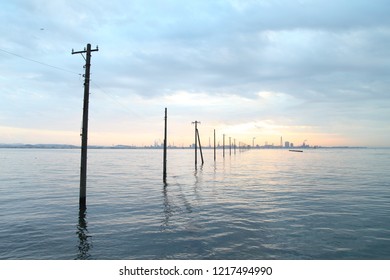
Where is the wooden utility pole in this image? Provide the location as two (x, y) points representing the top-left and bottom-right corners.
(163, 108), (167, 183)
(197, 129), (204, 165)
(192, 121), (204, 167)
(72, 43), (99, 210)
(193, 121), (199, 166)
(223, 134), (225, 158)
(229, 137), (232, 156)
(214, 129), (216, 161)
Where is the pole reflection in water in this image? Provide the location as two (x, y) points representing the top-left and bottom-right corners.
(161, 183), (173, 231)
(193, 165), (203, 200)
(76, 209), (92, 259)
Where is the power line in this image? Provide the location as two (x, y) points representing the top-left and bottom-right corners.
(1, 47), (147, 122)
(90, 80), (146, 120)
(0, 47), (81, 76)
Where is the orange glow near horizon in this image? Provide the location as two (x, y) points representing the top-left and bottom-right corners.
(0, 121), (376, 148)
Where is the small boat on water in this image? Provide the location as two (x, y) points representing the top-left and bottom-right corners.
(289, 149), (303, 152)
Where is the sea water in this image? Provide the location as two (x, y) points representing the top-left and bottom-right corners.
(0, 148), (389, 259)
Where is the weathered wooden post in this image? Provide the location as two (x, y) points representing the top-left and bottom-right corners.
(223, 134), (225, 158)
(192, 121), (204, 167)
(72, 44), (98, 210)
(214, 129), (216, 161)
(163, 108), (167, 182)
(197, 128), (204, 165)
(192, 121), (201, 166)
(229, 137), (232, 156)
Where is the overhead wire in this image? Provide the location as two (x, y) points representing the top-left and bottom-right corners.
(1, 47), (143, 116)
(0, 47), (81, 76)
(1, 46), (147, 125)
(90, 80), (146, 120)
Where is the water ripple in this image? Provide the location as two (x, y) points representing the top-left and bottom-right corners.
(0, 148), (389, 259)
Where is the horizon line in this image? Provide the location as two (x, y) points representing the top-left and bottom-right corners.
(0, 143), (380, 149)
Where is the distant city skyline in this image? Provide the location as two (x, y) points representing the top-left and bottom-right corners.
(1, 1), (389, 147)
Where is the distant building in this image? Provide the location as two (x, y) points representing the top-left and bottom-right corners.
(290, 143), (294, 148)
(285, 141), (290, 148)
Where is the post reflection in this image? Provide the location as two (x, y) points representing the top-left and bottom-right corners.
(75, 209), (92, 260)
(161, 183), (173, 231)
(193, 165), (203, 202)
(194, 165), (204, 186)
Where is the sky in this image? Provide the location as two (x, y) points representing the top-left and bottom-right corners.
(0, 0), (389, 147)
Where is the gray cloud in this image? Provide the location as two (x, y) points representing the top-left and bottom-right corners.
(1, 0), (389, 145)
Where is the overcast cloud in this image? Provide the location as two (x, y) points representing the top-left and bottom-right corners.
(0, 0), (389, 146)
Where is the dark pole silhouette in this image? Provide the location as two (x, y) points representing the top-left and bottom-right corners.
(223, 134), (225, 158)
(72, 44), (98, 210)
(163, 108), (167, 183)
(229, 137), (232, 156)
(193, 121), (199, 166)
(192, 121), (204, 167)
(214, 129), (216, 161)
(197, 128), (204, 165)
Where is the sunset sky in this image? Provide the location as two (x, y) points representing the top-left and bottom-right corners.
(1, 0), (389, 147)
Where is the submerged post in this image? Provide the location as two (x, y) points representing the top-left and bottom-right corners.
(72, 43), (99, 210)
(163, 108), (167, 182)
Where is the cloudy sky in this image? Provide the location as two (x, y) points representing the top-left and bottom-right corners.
(1, 0), (389, 147)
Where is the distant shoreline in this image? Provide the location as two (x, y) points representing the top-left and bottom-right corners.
(0, 143), (374, 149)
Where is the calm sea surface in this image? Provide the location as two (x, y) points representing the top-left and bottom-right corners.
(0, 148), (389, 260)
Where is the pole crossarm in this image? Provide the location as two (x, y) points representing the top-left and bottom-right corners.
(72, 46), (99, 55)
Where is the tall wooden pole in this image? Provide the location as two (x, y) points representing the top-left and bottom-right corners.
(194, 122), (198, 166)
(192, 121), (203, 167)
(214, 129), (216, 161)
(163, 108), (167, 182)
(229, 137), (232, 156)
(197, 129), (204, 165)
(192, 121), (201, 167)
(72, 44), (98, 210)
(223, 134), (225, 158)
